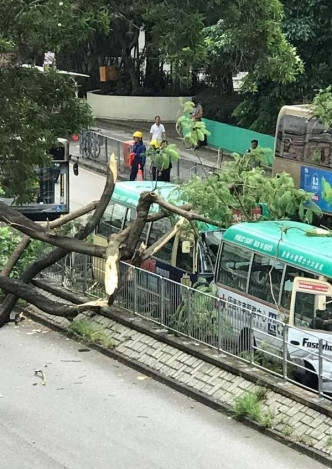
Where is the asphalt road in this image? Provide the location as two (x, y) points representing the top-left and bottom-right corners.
(70, 164), (106, 212)
(0, 319), (326, 469)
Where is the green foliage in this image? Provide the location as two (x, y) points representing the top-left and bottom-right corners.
(178, 152), (322, 227)
(146, 142), (180, 171)
(234, 387), (274, 427)
(312, 86), (332, 130)
(0, 0), (109, 56)
(0, 0), (107, 202)
(233, 0), (332, 133)
(234, 391), (262, 421)
(68, 319), (115, 349)
(203, 0), (303, 95)
(283, 425), (293, 437)
(176, 100), (211, 148)
(0, 226), (50, 278)
(0, 68), (93, 203)
(169, 280), (233, 342)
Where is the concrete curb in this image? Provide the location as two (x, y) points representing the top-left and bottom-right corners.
(24, 305), (332, 468)
(33, 278), (332, 419)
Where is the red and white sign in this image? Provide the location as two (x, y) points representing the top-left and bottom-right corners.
(298, 282), (329, 293)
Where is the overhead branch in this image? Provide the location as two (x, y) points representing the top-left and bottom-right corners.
(0, 202), (106, 256)
(0, 200), (99, 278)
(150, 193), (222, 227)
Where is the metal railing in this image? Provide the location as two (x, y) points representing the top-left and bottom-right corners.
(74, 130), (221, 182)
(40, 253), (332, 400)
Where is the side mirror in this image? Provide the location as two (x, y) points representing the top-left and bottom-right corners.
(181, 240), (191, 253)
(317, 295), (327, 311)
(73, 162), (79, 176)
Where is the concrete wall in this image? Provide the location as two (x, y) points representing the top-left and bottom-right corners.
(87, 91), (191, 123)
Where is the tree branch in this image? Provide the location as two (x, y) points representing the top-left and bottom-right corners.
(0, 276), (102, 319)
(0, 200), (99, 278)
(0, 154), (118, 326)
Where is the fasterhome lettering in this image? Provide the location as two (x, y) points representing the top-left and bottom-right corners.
(302, 338), (332, 351)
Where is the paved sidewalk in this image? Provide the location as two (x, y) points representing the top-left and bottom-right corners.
(70, 119), (232, 180)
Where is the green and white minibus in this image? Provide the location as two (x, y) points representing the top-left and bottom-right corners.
(214, 219), (332, 390)
(94, 181), (222, 284)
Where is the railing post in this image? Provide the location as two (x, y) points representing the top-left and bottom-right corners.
(133, 266), (138, 314)
(105, 137), (108, 164)
(249, 313), (254, 364)
(117, 140), (121, 171)
(160, 277), (165, 326)
(217, 299), (222, 351)
(318, 338), (323, 398)
(187, 287), (193, 338)
(82, 255), (87, 294)
(282, 324), (288, 381)
(61, 257), (65, 286)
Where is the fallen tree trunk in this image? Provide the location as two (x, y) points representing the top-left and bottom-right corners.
(0, 154), (117, 327)
(0, 277), (102, 319)
(0, 200), (99, 278)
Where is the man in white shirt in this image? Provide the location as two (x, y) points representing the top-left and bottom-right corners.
(150, 116), (166, 143)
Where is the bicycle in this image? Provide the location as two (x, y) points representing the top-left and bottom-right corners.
(79, 130), (101, 159)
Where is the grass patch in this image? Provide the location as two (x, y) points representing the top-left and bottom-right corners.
(68, 319), (115, 349)
(233, 387), (274, 427)
(325, 436), (332, 449)
(283, 425), (293, 437)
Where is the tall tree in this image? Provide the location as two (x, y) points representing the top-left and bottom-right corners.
(0, 0), (109, 202)
(233, 0), (332, 133)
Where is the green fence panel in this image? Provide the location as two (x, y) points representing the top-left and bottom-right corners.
(203, 118), (275, 155)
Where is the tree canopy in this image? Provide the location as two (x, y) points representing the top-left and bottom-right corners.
(58, 0), (302, 96)
(233, 0), (332, 133)
(0, 0), (108, 202)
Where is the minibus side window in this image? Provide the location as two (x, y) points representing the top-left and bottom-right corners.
(280, 265), (316, 311)
(217, 242), (251, 292)
(148, 218), (173, 263)
(98, 203), (127, 237)
(176, 242), (193, 272)
(248, 254), (284, 304)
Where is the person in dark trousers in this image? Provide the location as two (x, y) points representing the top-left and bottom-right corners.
(191, 98), (207, 148)
(130, 131), (146, 181)
(160, 140), (172, 182)
(150, 140), (172, 182)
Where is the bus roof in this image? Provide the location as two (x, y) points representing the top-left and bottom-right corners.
(223, 220), (332, 278)
(278, 104), (313, 119)
(112, 181), (218, 232)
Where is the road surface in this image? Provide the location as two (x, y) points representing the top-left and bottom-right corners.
(0, 319), (326, 469)
(70, 165), (106, 212)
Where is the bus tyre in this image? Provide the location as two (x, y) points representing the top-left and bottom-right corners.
(302, 362), (318, 390)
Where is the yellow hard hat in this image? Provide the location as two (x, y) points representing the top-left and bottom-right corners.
(133, 131), (143, 138)
(150, 139), (160, 148)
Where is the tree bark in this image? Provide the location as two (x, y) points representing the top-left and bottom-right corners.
(0, 201), (99, 278)
(0, 276), (103, 319)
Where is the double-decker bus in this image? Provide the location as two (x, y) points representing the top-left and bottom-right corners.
(0, 138), (72, 221)
(272, 105), (332, 222)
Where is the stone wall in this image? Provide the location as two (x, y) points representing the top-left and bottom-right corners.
(87, 92), (191, 123)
